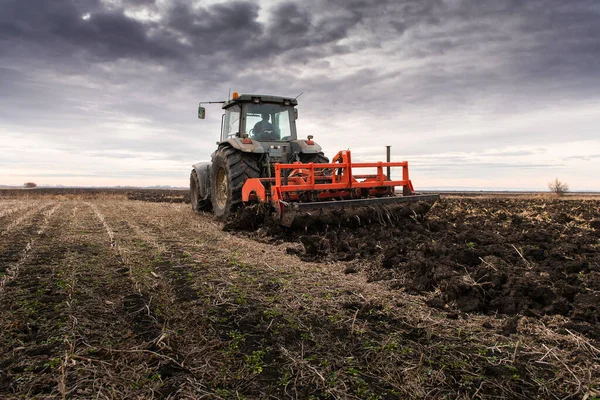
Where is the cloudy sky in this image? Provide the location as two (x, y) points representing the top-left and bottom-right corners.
(1, 0), (599, 190)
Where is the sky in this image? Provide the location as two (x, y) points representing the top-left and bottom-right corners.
(1, 0), (599, 190)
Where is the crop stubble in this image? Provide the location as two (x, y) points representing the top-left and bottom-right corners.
(0, 191), (598, 399)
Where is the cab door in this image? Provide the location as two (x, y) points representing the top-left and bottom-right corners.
(221, 105), (241, 142)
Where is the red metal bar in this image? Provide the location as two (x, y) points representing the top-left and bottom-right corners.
(275, 180), (410, 192)
(243, 150), (416, 205)
(275, 164), (282, 187)
(273, 161), (408, 169)
(346, 150), (353, 188)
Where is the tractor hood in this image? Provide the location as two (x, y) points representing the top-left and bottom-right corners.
(222, 137), (265, 153)
(290, 139), (322, 154)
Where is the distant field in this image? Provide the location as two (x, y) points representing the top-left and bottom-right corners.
(0, 189), (598, 399)
(0, 187), (190, 203)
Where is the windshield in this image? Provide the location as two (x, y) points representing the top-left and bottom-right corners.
(243, 103), (296, 141)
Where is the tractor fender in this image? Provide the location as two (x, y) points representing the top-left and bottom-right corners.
(290, 139), (322, 154)
(222, 138), (265, 153)
(192, 162), (211, 200)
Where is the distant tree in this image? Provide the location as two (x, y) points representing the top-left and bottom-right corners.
(24, 182), (37, 188)
(548, 178), (569, 196)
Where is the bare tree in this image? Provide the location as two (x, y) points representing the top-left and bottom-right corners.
(548, 178), (569, 196)
(23, 182), (37, 188)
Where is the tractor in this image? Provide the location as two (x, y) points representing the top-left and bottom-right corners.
(190, 92), (438, 226)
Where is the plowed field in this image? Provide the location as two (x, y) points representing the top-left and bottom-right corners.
(0, 190), (598, 399)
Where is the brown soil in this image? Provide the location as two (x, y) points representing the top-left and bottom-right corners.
(0, 192), (598, 399)
(251, 197), (600, 340)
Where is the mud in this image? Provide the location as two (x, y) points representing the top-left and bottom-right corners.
(257, 197), (600, 340)
(224, 200), (436, 232)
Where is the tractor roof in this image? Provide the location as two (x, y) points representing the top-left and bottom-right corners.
(223, 94), (298, 109)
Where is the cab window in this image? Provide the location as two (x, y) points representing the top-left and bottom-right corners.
(223, 105), (241, 140)
(244, 103), (295, 141)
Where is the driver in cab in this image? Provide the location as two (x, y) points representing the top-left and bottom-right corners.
(252, 113), (278, 140)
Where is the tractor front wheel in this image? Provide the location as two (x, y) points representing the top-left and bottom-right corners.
(211, 147), (261, 220)
(190, 170), (211, 213)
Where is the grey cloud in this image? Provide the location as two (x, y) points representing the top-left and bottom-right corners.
(84, 151), (140, 159)
(9, 170), (182, 178)
(565, 154), (600, 161)
(1, 0), (600, 187)
(2, 0), (599, 77)
(413, 162), (562, 170)
(0, 0), (365, 68)
(3, 0), (598, 99)
(120, 0), (157, 6)
(83, 149), (202, 162)
(165, 1), (262, 57)
(0, 0), (177, 62)
(482, 151), (536, 157)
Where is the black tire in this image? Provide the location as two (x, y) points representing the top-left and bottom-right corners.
(211, 147), (261, 220)
(299, 152), (331, 176)
(299, 152), (329, 164)
(190, 171), (211, 213)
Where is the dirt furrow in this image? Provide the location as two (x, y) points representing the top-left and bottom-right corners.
(113, 201), (599, 399)
(85, 200), (217, 398)
(93, 201), (221, 398)
(50, 200), (171, 398)
(0, 201), (34, 220)
(189, 203), (600, 397)
(0, 200), (197, 398)
(0, 202), (56, 272)
(0, 203), (61, 293)
(100, 202), (318, 397)
(86, 202), (116, 247)
(0, 202), (53, 237)
(0, 201), (73, 398)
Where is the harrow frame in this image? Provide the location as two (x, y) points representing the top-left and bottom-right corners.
(242, 150), (440, 226)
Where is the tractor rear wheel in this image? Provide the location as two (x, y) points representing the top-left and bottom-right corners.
(299, 152), (330, 175)
(299, 152), (329, 164)
(211, 147), (261, 220)
(190, 170), (211, 213)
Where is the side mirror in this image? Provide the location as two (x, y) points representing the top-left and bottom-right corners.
(198, 106), (206, 119)
(294, 109), (298, 120)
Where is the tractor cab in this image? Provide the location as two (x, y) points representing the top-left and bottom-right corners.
(217, 94), (298, 143)
(197, 93), (322, 167)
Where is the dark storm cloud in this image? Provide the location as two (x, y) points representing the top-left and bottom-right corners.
(0, 0), (365, 67)
(1, 0), (599, 71)
(120, 0), (156, 6)
(0, 0), (178, 62)
(164, 1), (262, 57)
(159, 0), (366, 63)
(2, 0), (596, 90)
(491, 1), (600, 86)
(261, 2), (361, 51)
